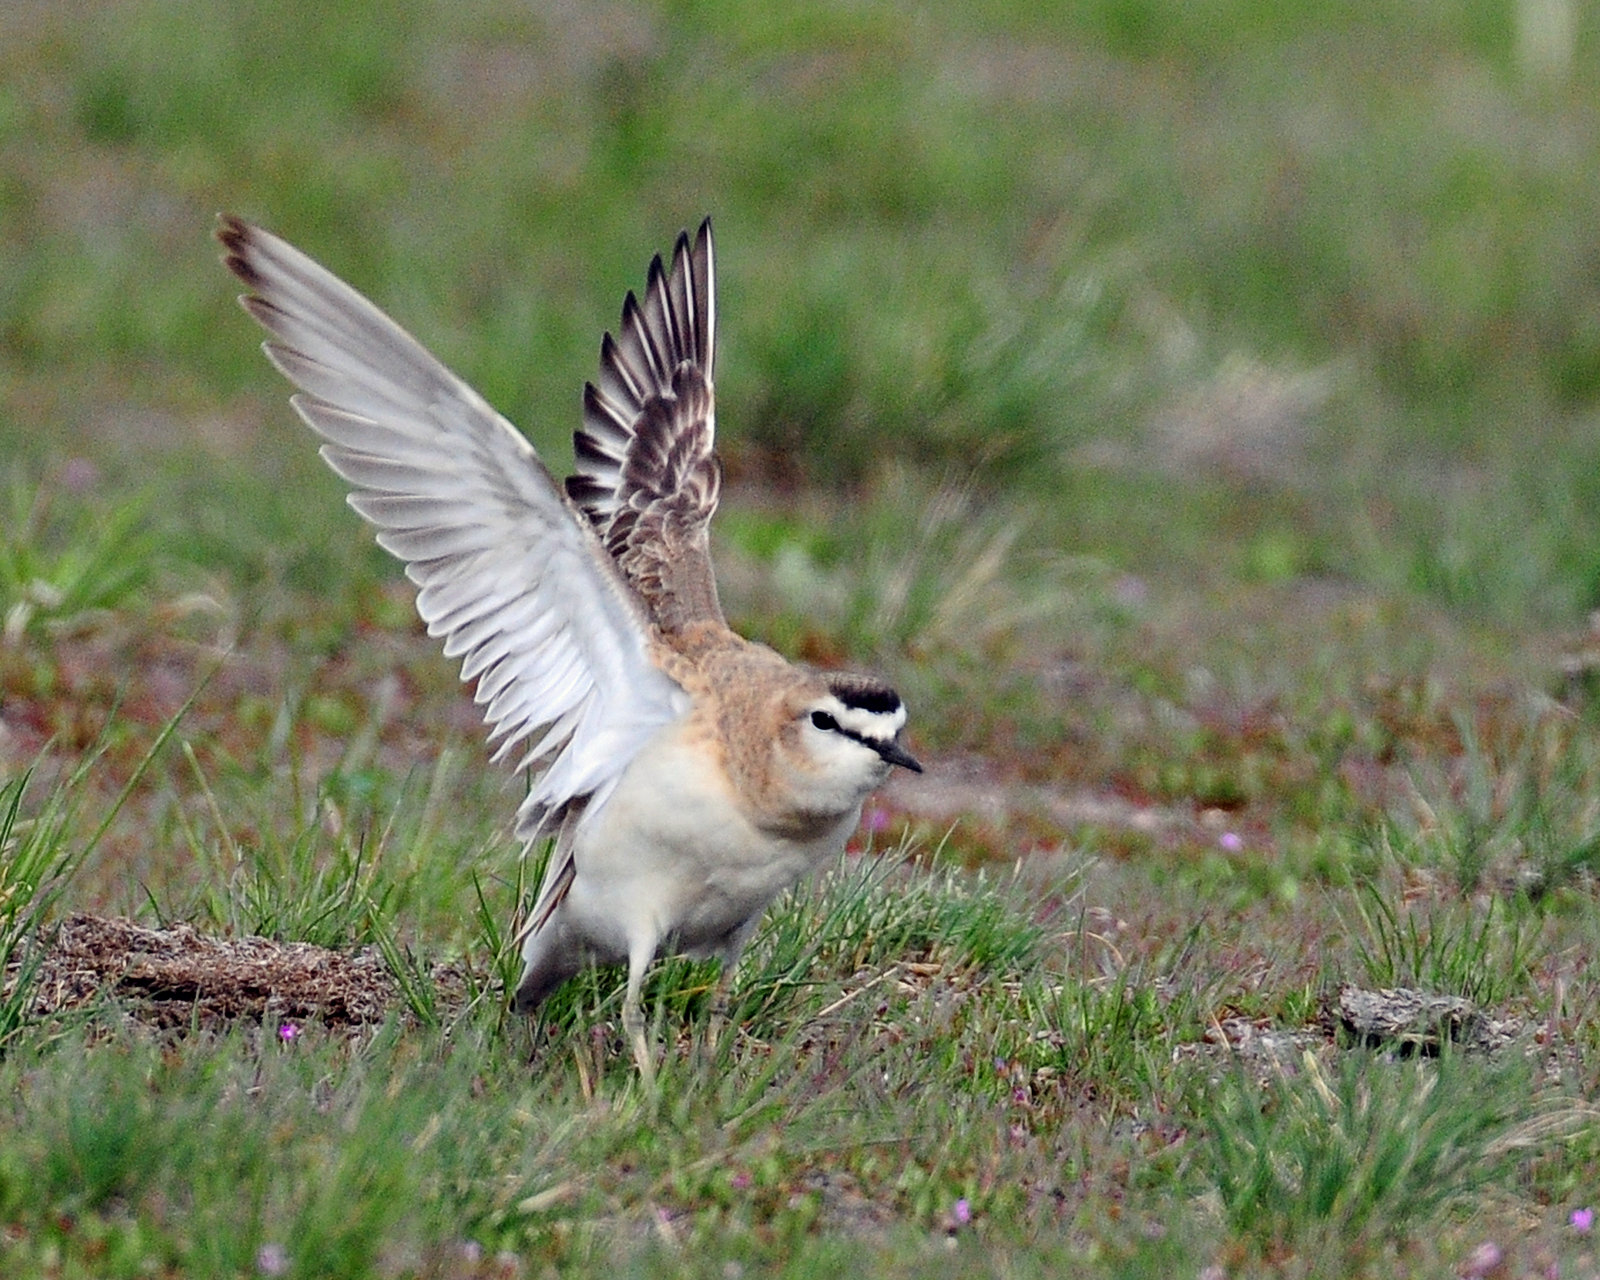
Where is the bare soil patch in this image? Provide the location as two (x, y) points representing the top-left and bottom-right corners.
(29, 913), (407, 1030)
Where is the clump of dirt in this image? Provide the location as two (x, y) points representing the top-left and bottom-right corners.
(1333, 983), (1520, 1056)
(28, 913), (407, 1031)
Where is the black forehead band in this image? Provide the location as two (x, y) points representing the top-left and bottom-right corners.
(826, 678), (902, 715)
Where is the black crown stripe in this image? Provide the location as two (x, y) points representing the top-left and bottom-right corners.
(825, 678), (902, 715)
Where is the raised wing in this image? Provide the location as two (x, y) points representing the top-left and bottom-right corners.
(216, 216), (686, 845)
(566, 219), (725, 634)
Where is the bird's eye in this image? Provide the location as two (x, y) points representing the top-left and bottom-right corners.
(810, 710), (838, 732)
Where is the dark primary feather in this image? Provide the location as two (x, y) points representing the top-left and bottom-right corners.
(567, 219), (723, 634)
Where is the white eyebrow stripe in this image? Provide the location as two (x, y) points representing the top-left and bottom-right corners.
(832, 702), (906, 741)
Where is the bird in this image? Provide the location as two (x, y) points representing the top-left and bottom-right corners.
(216, 215), (922, 1081)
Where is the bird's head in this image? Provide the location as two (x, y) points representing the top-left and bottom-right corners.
(786, 673), (921, 809)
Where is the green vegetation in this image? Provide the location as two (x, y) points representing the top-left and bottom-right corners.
(6, 0), (1600, 1274)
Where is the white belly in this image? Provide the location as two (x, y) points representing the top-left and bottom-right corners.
(561, 720), (860, 962)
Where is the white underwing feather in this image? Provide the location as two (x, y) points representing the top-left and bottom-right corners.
(217, 215), (685, 848)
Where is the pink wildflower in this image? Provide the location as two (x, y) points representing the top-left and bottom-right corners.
(60, 458), (100, 493)
(1461, 1241), (1503, 1278)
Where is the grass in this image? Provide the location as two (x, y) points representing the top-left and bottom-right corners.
(0, 473), (150, 642)
(1200, 1049), (1550, 1262)
(7, 0), (1600, 1274)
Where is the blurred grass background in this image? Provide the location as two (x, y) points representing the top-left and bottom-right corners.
(11, 7), (1600, 1272)
(4, 0), (1599, 626)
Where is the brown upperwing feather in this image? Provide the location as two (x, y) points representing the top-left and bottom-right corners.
(566, 220), (724, 634)
(604, 366), (723, 633)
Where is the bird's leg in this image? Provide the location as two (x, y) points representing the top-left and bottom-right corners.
(705, 965), (734, 1050)
(705, 918), (759, 1052)
(623, 941), (656, 1088)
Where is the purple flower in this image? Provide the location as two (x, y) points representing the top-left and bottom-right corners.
(863, 805), (891, 834)
(1112, 574), (1148, 608)
(1571, 1206), (1593, 1233)
(952, 1198), (971, 1225)
(730, 1170), (751, 1190)
(1218, 831), (1243, 853)
(60, 458), (100, 493)
(256, 1243), (289, 1276)
(278, 1022), (299, 1042)
(1461, 1241), (1503, 1278)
